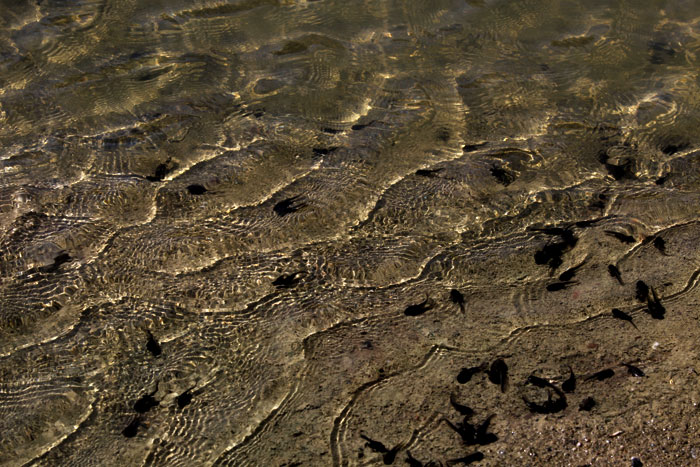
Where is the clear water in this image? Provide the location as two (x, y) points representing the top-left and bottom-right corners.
(2, 0), (700, 465)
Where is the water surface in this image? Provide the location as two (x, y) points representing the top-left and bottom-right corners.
(2, 0), (700, 465)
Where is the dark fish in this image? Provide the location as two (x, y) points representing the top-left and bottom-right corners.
(608, 264), (624, 285)
(177, 389), (193, 409)
(655, 175), (668, 185)
(186, 184), (207, 195)
(450, 289), (465, 312)
(562, 366), (576, 393)
(312, 147), (338, 156)
(463, 142), (487, 152)
(546, 281), (577, 292)
(404, 297), (433, 317)
(146, 330), (162, 357)
(488, 358), (508, 393)
(446, 451), (484, 466)
(405, 451), (423, 467)
(450, 394), (474, 417)
(133, 385), (159, 413)
(611, 308), (638, 330)
(490, 165), (515, 186)
(579, 397), (596, 411)
(605, 230), (636, 244)
(415, 168), (444, 177)
(456, 364), (485, 384)
(635, 280), (649, 302)
(652, 237), (668, 255)
(631, 457), (643, 467)
(39, 252), (72, 273)
(122, 418), (141, 438)
(646, 287), (666, 319)
(321, 127), (343, 134)
(360, 434), (389, 453)
(272, 271), (304, 289)
(523, 390), (567, 414)
(558, 261), (586, 281)
(585, 368), (615, 382)
(273, 195), (307, 216)
(622, 363), (645, 377)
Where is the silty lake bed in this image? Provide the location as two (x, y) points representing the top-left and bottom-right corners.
(1, 0), (700, 465)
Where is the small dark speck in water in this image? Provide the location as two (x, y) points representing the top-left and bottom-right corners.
(636, 280), (649, 302)
(312, 147), (338, 156)
(585, 368), (615, 382)
(579, 397), (596, 411)
(463, 142), (487, 152)
(186, 184), (207, 195)
(404, 297), (433, 316)
(661, 142), (688, 155)
(655, 175), (668, 185)
(490, 165), (516, 186)
(450, 288), (465, 312)
(273, 195), (307, 216)
(435, 128), (451, 142)
(562, 367), (576, 393)
(177, 389), (193, 409)
(146, 331), (162, 357)
(622, 363), (645, 377)
(608, 264), (624, 285)
(272, 271), (304, 288)
(456, 364), (485, 384)
(488, 358), (508, 392)
(122, 418), (141, 438)
(415, 168), (444, 177)
(649, 40), (676, 64)
(652, 237), (668, 254)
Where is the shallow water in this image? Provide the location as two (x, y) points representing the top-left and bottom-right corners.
(2, 0), (700, 465)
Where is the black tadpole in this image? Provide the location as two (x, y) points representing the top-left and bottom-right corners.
(608, 264), (624, 285)
(488, 358), (508, 393)
(122, 418), (141, 438)
(450, 289), (466, 312)
(611, 308), (639, 330)
(186, 184), (207, 195)
(273, 195), (307, 216)
(636, 280), (649, 302)
(404, 296), (433, 317)
(585, 368), (615, 382)
(562, 366), (576, 393)
(456, 364), (485, 384)
(145, 330), (162, 357)
(177, 388), (193, 409)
